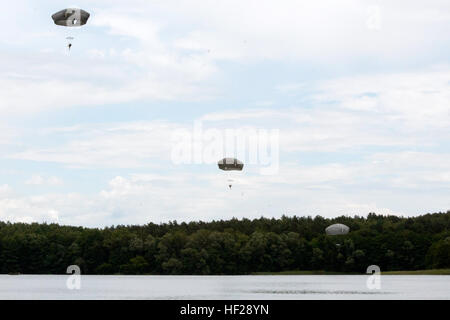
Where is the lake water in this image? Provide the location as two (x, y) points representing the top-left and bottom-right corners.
(0, 275), (448, 299)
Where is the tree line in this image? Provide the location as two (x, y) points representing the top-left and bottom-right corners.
(0, 212), (448, 274)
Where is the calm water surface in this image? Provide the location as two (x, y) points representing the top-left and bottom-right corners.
(0, 275), (448, 299)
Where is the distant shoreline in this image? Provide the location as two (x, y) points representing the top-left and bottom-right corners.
(251, 269), (450, 275)
(2, 269), (450, 276)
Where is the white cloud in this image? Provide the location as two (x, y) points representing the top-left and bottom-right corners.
(0, 196), (60, 224)
(25, 175), (63, 186)
(10, 121), (180, 168)
(0, 63), (210, 115)
(2, 1), (449, 116)
(313, 68), (450, 128)
(0, 125), (19, 150)
(0, 185), (13, 198)
(6, 67), (450, 169)
(166, 0), (450, 62)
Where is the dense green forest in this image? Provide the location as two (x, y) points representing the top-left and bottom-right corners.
(0, 212), (449, 275)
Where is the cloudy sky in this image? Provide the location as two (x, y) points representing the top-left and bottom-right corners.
(0, 0), (449, 227)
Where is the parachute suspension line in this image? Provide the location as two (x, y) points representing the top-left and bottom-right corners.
(66, 37), (74, 51)
(227, 172), (233, 189)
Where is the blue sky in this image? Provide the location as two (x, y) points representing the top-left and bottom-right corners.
(0, 0), (449, 227)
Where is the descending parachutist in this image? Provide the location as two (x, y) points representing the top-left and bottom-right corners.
(218, 158), (243, 191)
(52, 8), (90, 50)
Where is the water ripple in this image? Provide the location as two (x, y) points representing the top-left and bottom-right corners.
(247, 289), (391, 295)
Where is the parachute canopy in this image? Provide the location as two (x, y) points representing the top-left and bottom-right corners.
(218, 158), (244, 171)
(325, 223), (350, 236)
(51, 8), (90, 27)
